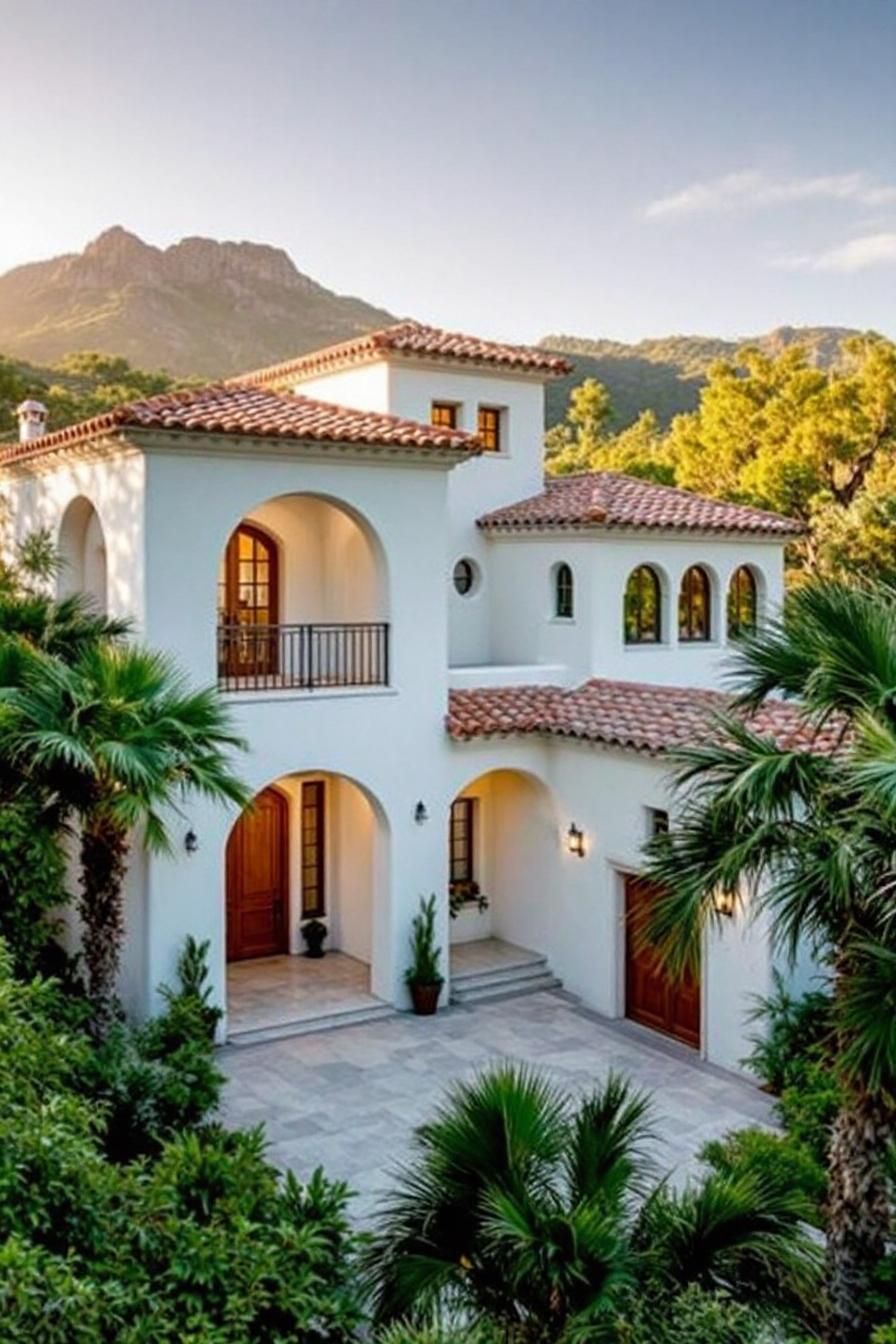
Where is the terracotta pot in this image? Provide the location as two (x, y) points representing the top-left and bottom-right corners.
(409, 982), (442, 1016)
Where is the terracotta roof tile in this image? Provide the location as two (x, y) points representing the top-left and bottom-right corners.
(0, 382), (481, 467)
(236, 321), (573, 387)
(478, 471), (802, 538)
(447, 678), (841, 756)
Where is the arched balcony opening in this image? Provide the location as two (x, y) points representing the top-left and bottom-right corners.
(216, 493), (389, 692)
(57, 495), (108, 612)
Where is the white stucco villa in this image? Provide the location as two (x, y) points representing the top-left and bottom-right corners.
(0, 321), (815, 1072)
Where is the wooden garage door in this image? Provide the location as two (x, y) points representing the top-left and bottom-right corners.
(625, 875), (700, 1048)
(226, 787), (289, 961)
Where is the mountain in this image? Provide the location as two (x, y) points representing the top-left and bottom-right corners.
(0, 227), (398, 377)
(540, 326), (860, 429)
(0, 228), (862, 431)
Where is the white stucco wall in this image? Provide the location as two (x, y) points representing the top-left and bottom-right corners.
(0, 447), (147, 626)
(486, 531), (784, 689)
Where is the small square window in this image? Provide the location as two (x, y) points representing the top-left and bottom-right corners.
(477, 406), (503, 452)
(431, 401), (458, 429)
(647, 807), (669, 837)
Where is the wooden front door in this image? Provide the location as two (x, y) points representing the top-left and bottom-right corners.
(226, 787), (289, 961)
(625, 875), (700, 1048)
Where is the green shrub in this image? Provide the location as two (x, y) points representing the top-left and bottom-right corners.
(616, 1284), (771, 1343)
(743, 971), (833, 1094)
(0, 941), (365, 1342)
(0, 800), (68, 976)
(776, 1056), (843, 1167)
(700, 1127), (827, 1225)
(873, 1327), (896, 1344)
(85, 944), (225, 1161)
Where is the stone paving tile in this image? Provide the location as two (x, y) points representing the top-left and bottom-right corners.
(219, 990), (774, 1222)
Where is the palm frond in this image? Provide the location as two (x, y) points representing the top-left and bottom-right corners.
(565, 1072), (656, 1209)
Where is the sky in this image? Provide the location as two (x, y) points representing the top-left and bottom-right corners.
(1, 0), (894, 344)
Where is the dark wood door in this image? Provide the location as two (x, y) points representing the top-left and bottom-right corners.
(625, 875), (700, 1048)
(226, 787), (289, 961)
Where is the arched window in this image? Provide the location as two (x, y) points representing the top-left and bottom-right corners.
(678, 565), (711, 642)
(554, 563), (574, 619)
(218, 523), (279, 679)
(727, 566), (758, 638)
(218, 522), (278, 628)
(624, 566), (662, 644)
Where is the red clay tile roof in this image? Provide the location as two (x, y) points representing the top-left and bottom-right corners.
(478, 472), (802, 538)
(236, 321), (573, 387)
(0, 383), (481, 467)
(447, 678), (842, 756)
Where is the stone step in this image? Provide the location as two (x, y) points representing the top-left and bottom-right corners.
(451, 955), (550, 993)
(226, 1002), (396, 1047)
(451, 972), (563, 1006)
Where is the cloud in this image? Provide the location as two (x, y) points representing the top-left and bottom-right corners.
(644, 170), (896, 220)
(771, 231), (896, 273)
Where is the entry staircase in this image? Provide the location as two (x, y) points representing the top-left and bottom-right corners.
(450, 941), (562, 1006)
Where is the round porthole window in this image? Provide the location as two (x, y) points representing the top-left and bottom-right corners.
(452, 558), (479, 597)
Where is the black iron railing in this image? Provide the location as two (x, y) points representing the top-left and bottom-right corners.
(217, 622), (389, 692)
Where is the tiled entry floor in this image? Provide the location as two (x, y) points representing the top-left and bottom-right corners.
(227, 952), (381, 1036)
(227, 940), (540, 1037)
(220, 988), (774, 1222)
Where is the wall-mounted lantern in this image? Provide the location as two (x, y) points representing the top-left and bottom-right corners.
(567, 823), (585, 858)
(414, 801), (429, 825)
(184, 829), (199, 855)
(713, 887), (737, 918)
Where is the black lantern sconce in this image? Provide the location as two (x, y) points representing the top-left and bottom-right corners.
(567, 823), (585, 858)
(414, 801), (429, 825)
(184, 829), (199, 855)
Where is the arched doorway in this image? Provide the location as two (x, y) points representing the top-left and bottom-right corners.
(57, 495), (107, 611)
(447, 768), (564, 1004)
(225, 770), (390, 1037)
(217, 522), (279, 680)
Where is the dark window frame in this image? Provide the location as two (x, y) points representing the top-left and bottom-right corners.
(477, 405), (503, 452)
(301, 780), (326, 918)
(554, 562), (574, 619)
(624, 565), (662, 644)
(431, 401), (459, 429)
(449, 797), (476, 891)
(727, 565), (758, 639)
(678, 565), (712, 643)
(453, 558), (477, 597)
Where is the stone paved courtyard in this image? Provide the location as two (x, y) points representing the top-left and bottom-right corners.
(220, 989), (774, 1221)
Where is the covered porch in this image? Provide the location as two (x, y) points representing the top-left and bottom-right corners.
(226, 938), (561, 1043)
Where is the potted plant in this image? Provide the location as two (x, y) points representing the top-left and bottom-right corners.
(404, 894), (444, 1015)
(449, 879), (490, 919)
(300, 918), (327, 959)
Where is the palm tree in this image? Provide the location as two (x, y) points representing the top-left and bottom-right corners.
(363, 1065), (819, 1342)
(0, 642), (249, 1030)
(640, 580), (896, 1344)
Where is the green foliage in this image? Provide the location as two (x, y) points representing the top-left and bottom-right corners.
(546, 380), (675, 483)
(0, 349), (187, 439)
(404, 894), (443, 987)
(615, 1283), (771, 1344)
(743, 970), (833, 1094)
(776, 1059), (843, 1168)
(0, 942), (364, 1342)
(640, 578), (896, 1339)
(86, 939), (224, 1162)
(700, 1128), (827, 1226)
(363, 1065), (819, 1341)
(0, 799), (67, 975)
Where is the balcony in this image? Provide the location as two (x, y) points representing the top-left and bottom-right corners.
(217, 622), (389, 693)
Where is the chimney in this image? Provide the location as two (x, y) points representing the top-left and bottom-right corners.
(16, 400), (48, 444)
